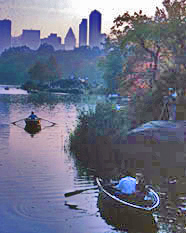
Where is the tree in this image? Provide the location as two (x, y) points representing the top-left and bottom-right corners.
(37, 43), (54, 55)
(155, 0), (186, 91)
(28, 61), (50, 83)
(98, 38), (124, 93)
(111, 0), (186, 92)
(111, 10), (160, 89)
(47, 55), (61, 81)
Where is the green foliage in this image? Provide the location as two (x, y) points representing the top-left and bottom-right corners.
(28, 55), (61, 83)
(0, 46), (104, 85)
(47, 55), (61, 80)
(109, 0), (186, 94)
(69, 102), (130, 154)
(98, 38), (124, 92)
(28, 61), (49, 83)
(55, 47), (104, 82)
(21, 80), (38, 90)
(37, 43), (55, 55)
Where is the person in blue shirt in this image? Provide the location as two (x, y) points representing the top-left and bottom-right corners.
(115, 171), (136, 195)
(28, 111), (38, 120)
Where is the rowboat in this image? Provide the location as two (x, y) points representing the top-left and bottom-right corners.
(25, 118), (41, 127)
(24, 118), (41, 134)
(97, 192), (157, 232)
(96, 177), (160, 214)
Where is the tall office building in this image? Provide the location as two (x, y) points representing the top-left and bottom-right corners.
(64, 28), (76, 50)
(0, 19), (11, 53)
(79, 19), (87, 47)
(21, 29), (40, 50)
(89, 10), (101, 48)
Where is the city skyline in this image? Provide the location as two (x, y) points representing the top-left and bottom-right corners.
(0, 10), (105, 53)
(1, 0), (164, 42)
(3, 9), (104, 49)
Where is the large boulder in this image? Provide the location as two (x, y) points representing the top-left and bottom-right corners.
(113, 120), (186, 182)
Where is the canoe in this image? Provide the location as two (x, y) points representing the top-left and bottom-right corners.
(96, 177), (160, 214)
(97, 192), (157, 232)
(24, 118), (41, 134)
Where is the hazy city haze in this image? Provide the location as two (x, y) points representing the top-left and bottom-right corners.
(1, 0), (163, 42)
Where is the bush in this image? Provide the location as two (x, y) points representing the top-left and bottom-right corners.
(128, 88), (165, 129)
(69, 102), (130, 167)
(21, 80), (37, 90)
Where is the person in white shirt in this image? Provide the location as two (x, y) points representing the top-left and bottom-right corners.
(115, 171), (136, 195)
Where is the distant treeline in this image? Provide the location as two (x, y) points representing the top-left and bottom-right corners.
(0, 44), (104, 84)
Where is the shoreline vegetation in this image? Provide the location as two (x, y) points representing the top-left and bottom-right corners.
(68, 90), (162, 175)
(69, 102), (131, 177)
(69, 93), (186, 182)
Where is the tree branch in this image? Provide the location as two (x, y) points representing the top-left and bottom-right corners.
(140, 38), (155, 58)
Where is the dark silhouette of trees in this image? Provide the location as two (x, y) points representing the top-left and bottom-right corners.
(28, 61), (49, 83)
(47, 55), (61, 80)
(28, 55), (61, 83)
(0, 44), (104, 85)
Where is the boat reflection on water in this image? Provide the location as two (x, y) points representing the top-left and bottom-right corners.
(97, 192), (158, 233)
(24, 125), (41, 135)
(24, 125), (41, 137)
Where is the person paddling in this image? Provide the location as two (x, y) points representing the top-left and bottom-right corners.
(28, 111), (38, 120)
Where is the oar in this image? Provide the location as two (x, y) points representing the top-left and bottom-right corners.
(39, 118), (56, 125)
(11, 118), (26, 125)
(64, 187), (97, 197)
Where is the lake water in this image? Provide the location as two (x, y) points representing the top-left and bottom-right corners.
(0, 86), (186, 233)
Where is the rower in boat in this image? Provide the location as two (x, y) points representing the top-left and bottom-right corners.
(96, 177), (160, 213)
(24, 112), (41, 134)
(114, 171), (151, 204)
(28, 111), (38, 120)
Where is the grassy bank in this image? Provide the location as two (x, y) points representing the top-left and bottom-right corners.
(69, 102), (131, 176)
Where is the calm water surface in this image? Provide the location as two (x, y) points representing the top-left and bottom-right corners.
(0, 86), (186, 233)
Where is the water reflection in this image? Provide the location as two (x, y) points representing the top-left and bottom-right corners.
(24, 126), (42, 137)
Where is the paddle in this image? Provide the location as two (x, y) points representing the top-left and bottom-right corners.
(11, 118), (26, 125)
(64, 187), (97, 197)
(39, 118), (56, 125)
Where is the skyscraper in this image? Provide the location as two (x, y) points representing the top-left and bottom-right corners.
(79, 19), (87, 47)
(0, 19), (11, 53)
(21, 30), (40, 50)
(89, 10), (101, 48)
(64, 28), (76, 50)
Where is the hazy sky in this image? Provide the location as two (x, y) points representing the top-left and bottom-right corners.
(0, 0), (164, 43)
